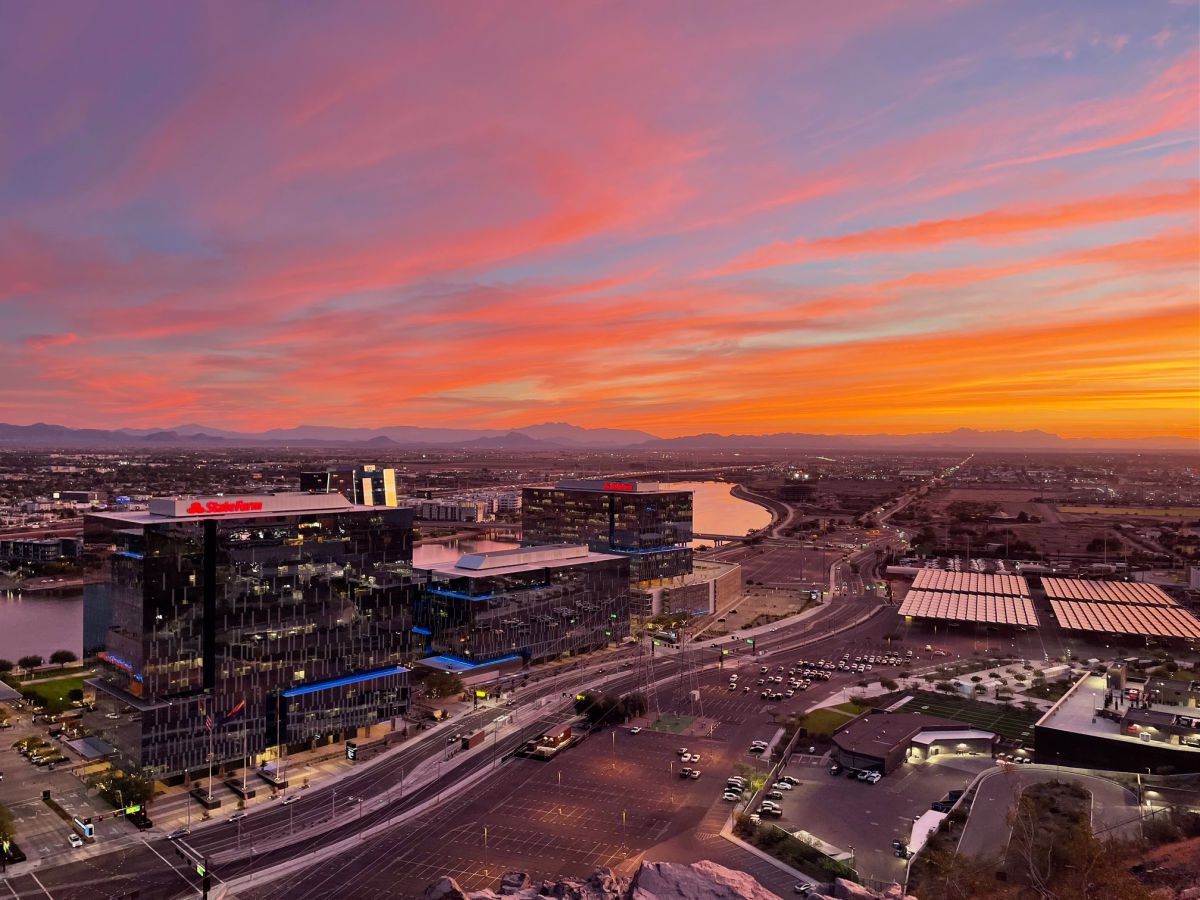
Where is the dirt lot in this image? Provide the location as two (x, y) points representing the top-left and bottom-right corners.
(922, 488), (1049, 519)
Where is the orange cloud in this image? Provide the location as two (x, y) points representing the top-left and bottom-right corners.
(717, 181), (1199, 273)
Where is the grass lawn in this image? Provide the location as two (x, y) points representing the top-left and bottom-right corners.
(801, 707), (858, 736)
(829, 701), (870, 716)
(651, 713), (695, 734)
(905, 690), (1040, 742)
(17, 675), (86, 714)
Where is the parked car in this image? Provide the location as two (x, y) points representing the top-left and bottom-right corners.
(689, 769), (701, 780)
(829, 763), (842, 775)
(68, 833), (84, 849)
(765, 790), (784, 800)
(629, 726), (642, 734)
(679, 768), (693, 779)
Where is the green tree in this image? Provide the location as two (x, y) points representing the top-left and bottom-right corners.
(0, 801), (14, 844)
(879, 677), (899, 691)
(17, 655), (43, 673)
(422, 671), (464, 699)
(618, 692), (647, 720)
(49, 650), (77, 668)
(0, 659), (13, 676)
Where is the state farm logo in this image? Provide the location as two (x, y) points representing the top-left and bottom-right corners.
(603, 482), (634, 491)
(185, 499), (265, 515)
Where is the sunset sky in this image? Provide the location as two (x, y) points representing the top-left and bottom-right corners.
(2, 1), (1197, 439)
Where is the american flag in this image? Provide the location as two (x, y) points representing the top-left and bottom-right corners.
(205, 714), (213, 732)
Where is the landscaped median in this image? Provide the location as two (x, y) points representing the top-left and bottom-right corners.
(731, 813), (860, 885)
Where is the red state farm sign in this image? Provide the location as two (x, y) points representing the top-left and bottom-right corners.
(603, 482), (635, 491)
(185, 499), (265, 515)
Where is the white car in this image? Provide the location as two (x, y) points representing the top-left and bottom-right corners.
(629, 726), (642, 734)
(68, 833), (84, 849)
(677, 747), (688, 756)
(681, 754), (693, 763)
(729, 674), (738, 681)
(690, 754), (701, 764)
(722, 792), (742, 802)
(772, 781), (793, 791)
(281, 795), (299, 806)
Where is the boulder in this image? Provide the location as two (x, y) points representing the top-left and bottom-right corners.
(422, 877), (472, 900)
(630, 860), (777, 900)
(833, 880), (884, 900)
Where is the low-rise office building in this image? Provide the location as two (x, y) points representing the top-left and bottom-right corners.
(831, 711), (996, 774)
(1035, 672), (1200, 774)
(412, 544), (631, 666)
(82, 493), (416, 780)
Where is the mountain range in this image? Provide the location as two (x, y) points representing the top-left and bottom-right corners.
(0, 422), (1193, 451)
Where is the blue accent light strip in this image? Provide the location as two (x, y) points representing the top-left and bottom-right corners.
(116, 551), (145, 560)
(412, 627), (432, 636)
(428, 587), (497, 602)
(609, 545), (689, 555)
(282, 665), (409, 698)
(422, 653), (522, 670)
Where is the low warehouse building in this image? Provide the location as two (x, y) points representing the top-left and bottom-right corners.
(831, 711), (997, 774)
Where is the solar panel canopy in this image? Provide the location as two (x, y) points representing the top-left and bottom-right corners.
(899, 589), (1039, 627)
(1042, 577), (1176, 606)
(1050, 599), (1200, 640)
(912, 569), (1030, 597)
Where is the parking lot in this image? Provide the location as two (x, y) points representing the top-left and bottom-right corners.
(737, 544), (837, 589)
(242, 723), (748, 899)
(766, 754), (993, 883)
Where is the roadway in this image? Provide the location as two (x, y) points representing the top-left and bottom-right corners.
(5, 583), (903, 899)
(956, 765), (1141, 860)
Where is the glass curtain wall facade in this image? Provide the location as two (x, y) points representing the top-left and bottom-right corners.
(522, 484), (693, 582)
(412, 556), (631, 664)
(82, 501), (415, 779)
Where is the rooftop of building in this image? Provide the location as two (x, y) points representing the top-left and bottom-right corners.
(832, 711), (973, 758)
(419, 543), (626, 579)
(525, 479), (692, 495)
(1035, 673), (1200, 753)
(84, 492), (382, 524)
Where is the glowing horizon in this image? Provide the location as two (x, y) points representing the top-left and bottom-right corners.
(1, 2), (1197, 441)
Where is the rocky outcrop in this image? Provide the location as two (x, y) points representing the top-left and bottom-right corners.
(422, 864), (916, 900)
(629, 861), (778, 900)
(807, 878), (918, 900)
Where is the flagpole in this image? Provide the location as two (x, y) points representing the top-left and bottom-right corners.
(242, 718), (248, 796)
(206, 707), (214, 803)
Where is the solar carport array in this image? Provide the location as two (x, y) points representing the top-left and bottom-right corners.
(912, 569), (1030, 597)
(1050, 600), (1200, 640)
(899, 590), (1039, 627)
(1042, 577), (1177, 606)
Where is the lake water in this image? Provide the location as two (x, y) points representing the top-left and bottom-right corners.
(0, 591), (83, 662)
(0, 481), (771, 660)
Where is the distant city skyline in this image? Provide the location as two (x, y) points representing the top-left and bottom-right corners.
(1, 1), (1197, 440)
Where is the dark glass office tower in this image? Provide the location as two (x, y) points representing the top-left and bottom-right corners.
(412, 545), (631, 664)
(82, 493), (415, 780)
(521, 480), (693, 582)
